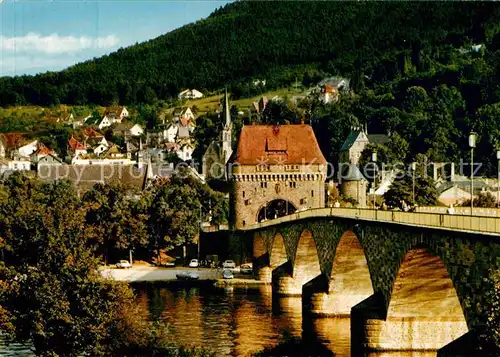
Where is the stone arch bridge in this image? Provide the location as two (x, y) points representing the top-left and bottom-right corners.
(236, 207), (500, 354)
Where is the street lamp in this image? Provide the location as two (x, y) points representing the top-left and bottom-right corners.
(469, 132), (477, 216)
(371, 152), (377, 209)
(411, 162), (417, 205)
(496, 149), (500, 209)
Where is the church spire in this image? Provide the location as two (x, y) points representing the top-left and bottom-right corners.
(223, 87), (231, 128)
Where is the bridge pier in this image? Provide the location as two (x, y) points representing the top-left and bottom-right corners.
(307, 231), (374, 316)
(352, 248), (468, 351)
(274, 230), (321, 296)
(253, 232), (288, 283)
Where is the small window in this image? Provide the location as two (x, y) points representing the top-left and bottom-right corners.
(243, 191), (245, 198)
(242, 220), (246, 226)
(311, 190), (314, 197)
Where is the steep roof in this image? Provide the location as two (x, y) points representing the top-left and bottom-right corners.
(235, 124), (326, 165)
(32, 143), (54, 157)
(106, 106), (126, 116)
(340, 130), (368, 152)
(222, 89), (231, 128)
(0, 133), (30, 149)
(113, 122), (135, 132)
(68, 136), (86, 151)
(83, 128), (104, 138)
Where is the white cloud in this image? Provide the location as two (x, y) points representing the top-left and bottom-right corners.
(0, 33), (119, 54)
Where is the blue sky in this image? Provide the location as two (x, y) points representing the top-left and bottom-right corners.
(0, 0), (233, 77)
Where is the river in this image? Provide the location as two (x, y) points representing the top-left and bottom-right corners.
(133, 282), (437, 357)
(0, 281), (438, 356)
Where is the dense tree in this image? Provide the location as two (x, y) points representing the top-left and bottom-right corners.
(461, 191), (497, 208)
(0, 2), (498, 107)
(0, 174), (136, 356)
(148, 169), (228, 255)
(383, 174), (438, 209)
(82, 182), (148, 264)
(0, 173), (220, 356)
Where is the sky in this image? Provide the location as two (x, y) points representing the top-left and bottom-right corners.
(0, 0), (233, 77)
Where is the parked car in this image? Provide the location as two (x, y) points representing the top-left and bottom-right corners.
(222, 269), (234, 279)
(223, 260), (236, 269)
(165, 260), (176, 267)
(176, 271), (199, 280)
(189, 259), (199, 268)
(240, 264), (252, 274)
(116, 260), (132, 269)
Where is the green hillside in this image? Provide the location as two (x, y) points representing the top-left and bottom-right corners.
(0, 1), (499, 106)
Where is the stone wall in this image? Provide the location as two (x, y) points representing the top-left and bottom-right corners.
(233, 163), (326, 228)
(252, 217), (500, 328)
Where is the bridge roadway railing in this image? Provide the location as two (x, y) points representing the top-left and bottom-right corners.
(243, 207), (500, 235)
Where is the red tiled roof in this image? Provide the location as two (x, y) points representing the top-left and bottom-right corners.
(235, 124), (326, 165)
(0, 133), (28, 149)
(68, 136), (86, 151)
(83, 128), (104, 138)
(35, 143), (53, 156)
(322, 85), (338, 94)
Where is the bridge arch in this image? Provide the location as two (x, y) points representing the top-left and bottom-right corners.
(379, 247), (468, 350)
(274, 229), (321, 295)
(257, 199), (296, 222)
(308, 230), (374, 316)
(270, 232), (288, 268)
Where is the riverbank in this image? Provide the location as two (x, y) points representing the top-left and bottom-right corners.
(214, 278), (268, 287)
(100, 266), (218, 282)
(100, 266), (265, 286)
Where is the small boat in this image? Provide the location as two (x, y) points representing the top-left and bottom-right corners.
(176, 271), (200, 280)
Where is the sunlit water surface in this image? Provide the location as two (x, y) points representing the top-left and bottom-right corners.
(0, 282), (438, 357)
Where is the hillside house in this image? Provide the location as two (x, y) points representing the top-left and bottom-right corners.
(251, 96), (269, 115)
(30, 143), (58, 163)
(0, 133), (37, 159)
(105, 106), (129, 123)
(314, 77), (350, 104)
(66, 114), (91, 129)
(83, 128), (107, 147)
(93, 143), (109, 156)
(113, 122), (144, 137)
(103, 144), (125, 159)
(178, 89), (203, 100)
(172, 107), (195, 122)
(68, 136), (88, 159)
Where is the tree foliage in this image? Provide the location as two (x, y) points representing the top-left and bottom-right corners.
(148, 169), (228, 253)
(0, 2), (498, 107)
(383, 174), (438, 209)
(0, 173), (224, 356)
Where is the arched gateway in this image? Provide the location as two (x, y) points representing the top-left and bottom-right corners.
(231, 124), (327, 229)
(257, 199), (296, 222)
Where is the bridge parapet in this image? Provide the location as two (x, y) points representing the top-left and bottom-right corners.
(242, 207), (500, 235)
(245, 208), (499, 352)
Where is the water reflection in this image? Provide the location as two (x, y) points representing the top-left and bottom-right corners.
(313, 317), (351, 356)
(0, 283), (440, 356)
(132, 283), (442, 357)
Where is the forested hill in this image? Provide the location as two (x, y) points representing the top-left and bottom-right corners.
(0, 1), (499, 106)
